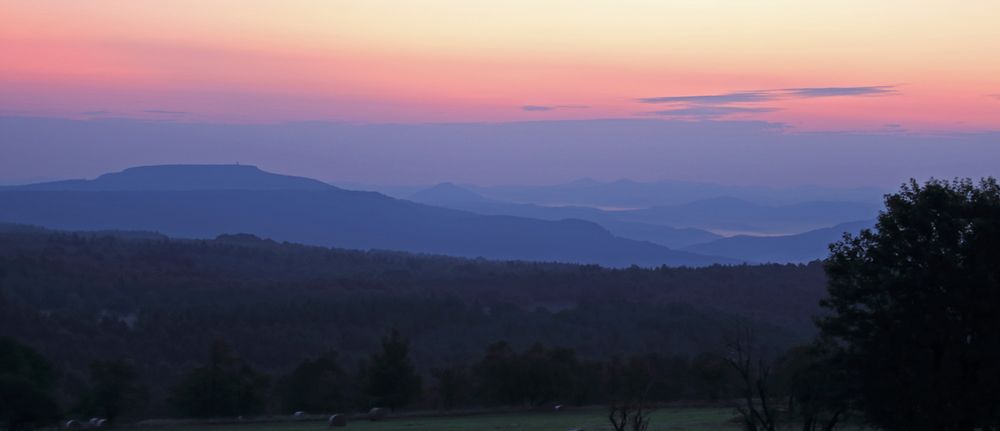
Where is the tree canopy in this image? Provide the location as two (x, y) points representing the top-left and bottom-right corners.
(820, 178), (1000, 431)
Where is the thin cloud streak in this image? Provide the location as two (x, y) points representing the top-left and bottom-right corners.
(782, 86), (896, 98)
(144, 109), (191, 115)
(638, 85), (898, 104)
(637, 92), (772, 104)
(521, 105), (589, 112)
(636, 85), (898, 120)
(648, 106), (779, 119)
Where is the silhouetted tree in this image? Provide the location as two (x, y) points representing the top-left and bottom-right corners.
(475, 342), (583, 407)
(279, 352), (350, 414)
(429, 366), (471, 410)
(820, 178), (1000, 431)
(77, 360), (148, 423)
(360, 330), (421, 409)
(519, 343), (577, 406)
(690, 352), (732, 401)
(727, 329), (778, 431)
(772, 343), (849, 431)
(476, 341), (520, 405)
(608, 398), (652, 431)
(0, 337), (59, 431)
(606, 354), (654, 431)
(168, 340), (269, 418)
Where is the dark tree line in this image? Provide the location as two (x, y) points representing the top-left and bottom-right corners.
(4, 331), (781, 426)
(6, 326), (855, 430)
(169, 334), (759, 416)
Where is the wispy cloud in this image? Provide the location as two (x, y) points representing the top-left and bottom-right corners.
(521, 104), (589, 112)
(638, 85), (897, 105)
(637, 85), (897, 120)
(80, 110), (112, 116)
(144, 109), (190, 115)
(782, 85), (896, 98)
(638, 91), (773, 104)
(648, 106), (779, 119)
(989, 94), (1000, 101)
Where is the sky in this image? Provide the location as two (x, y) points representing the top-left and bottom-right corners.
(1, 1), (999, 186)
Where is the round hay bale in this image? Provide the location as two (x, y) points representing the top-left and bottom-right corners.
(64, 420), (82, 430)
(367, 407), (388, 421)
(95, 419), (107, 428)
(88, 418), (103, 428)
(328, 414), (347, 427)
(554, 404), (564, 411)
(293, 411), (306, 418)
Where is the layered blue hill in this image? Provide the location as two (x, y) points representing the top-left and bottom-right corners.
(0, 165), (729, 267)
(683, 220), (875, 263)
(408, 182), (722, 248)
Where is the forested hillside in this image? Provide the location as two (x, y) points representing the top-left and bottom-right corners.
(0, 225), (827, 415)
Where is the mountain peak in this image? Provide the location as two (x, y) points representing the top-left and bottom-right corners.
(8, 164), (335, 191)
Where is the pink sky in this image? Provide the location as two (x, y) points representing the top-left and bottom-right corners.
(2, 1), (999, 130)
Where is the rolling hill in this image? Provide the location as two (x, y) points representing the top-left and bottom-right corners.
(408, 182), (722, 248)
(617, 197), (880, 235)
(0, 165), (728, 267)
(683, 220), (875, 263)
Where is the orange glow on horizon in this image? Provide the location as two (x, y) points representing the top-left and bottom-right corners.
(2, 1), (999, 130)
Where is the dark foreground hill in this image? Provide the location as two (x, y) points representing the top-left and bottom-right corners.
(0, 165), (726, 267)
(0, 225), (827, 409)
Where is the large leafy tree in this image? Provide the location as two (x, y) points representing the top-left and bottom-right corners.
(820, 178), (1000, 431)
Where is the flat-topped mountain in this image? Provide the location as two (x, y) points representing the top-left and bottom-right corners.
(4, 164), (333, 191)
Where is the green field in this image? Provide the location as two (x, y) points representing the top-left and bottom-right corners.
(156, 408), (739, 431)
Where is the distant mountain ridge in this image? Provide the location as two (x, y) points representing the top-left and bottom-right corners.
(407, 182), (879, 244)
(463, 178), (887, 208)
(409, 182), (494, 204)
(616, 197), (880, 235)
(683, 220), (875, 263)
(0, 165), (730, 267)
(407, 182), (722, 248)
(4, 164), (332, 191)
